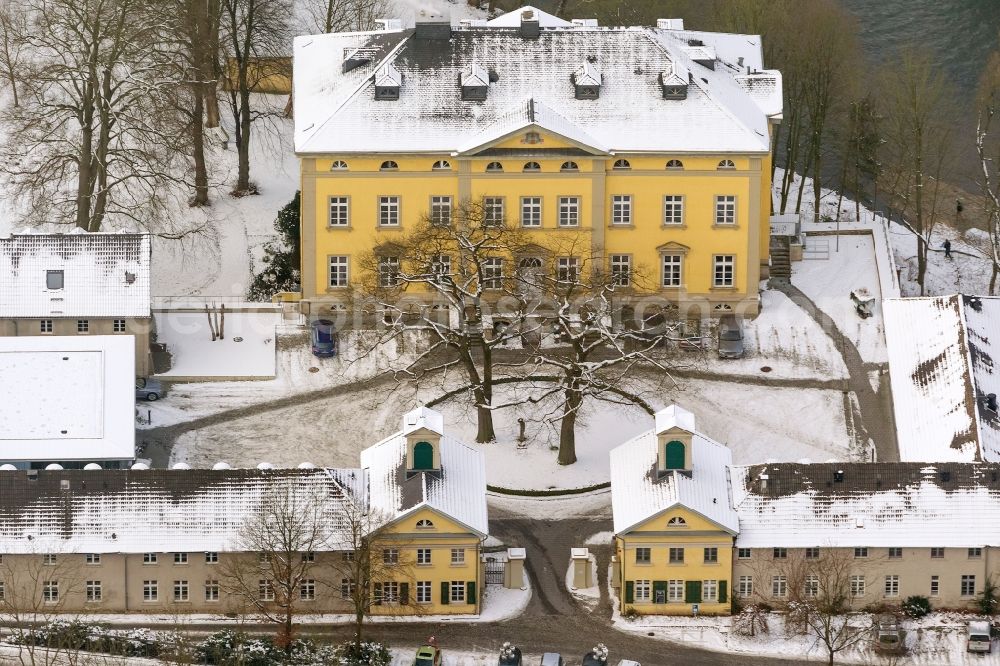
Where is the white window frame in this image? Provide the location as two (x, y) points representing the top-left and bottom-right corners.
(86, 553), (101, 565)
(558, 196), (580, 227)
(205, 552), (219, 564)
(450, 581), (465, 603)
(113, 319), (126, 333)
(715, 195), (737, 225)
(430, 195), (453, 226)
(635, 548), (651, 565)
(737, 548), (751, 560)
(378, 196), (400, 227)
(432, 254), (451, 284)
(667, 579), (684, 602)
(417, 548), (432, 566)
(173, 580), (189, 602)
(668, 547), (684, 564)
(300, 579), (316, 600)
(143, 553), (157, 565)
(557, 257), (579, 283)
(378, 256), (400, 288)
(43, 554), (57, 566)
(713, 255), (735, 288)
(174, 552), (188, 565)
(86, 580), (102, 602)
(484, 197), (505, 227)
(77, 319), (89, 333)
(962, 575), (976, 597)
(521, 197), (542, 227)
(43, 581), (59, 604)
(662, 254), (683, 288)
(483, 258), (503, 290)
(663, 195), (684, 226)
(142, 580), (158, 602)
(854, 547), (869, 559)
(416, 580), (432, 603)
(450, 548), (465, 565)
(259, 579), (275, 601)
(772, 576), (787, 598)
(328, 256), (349, 288)
(611, 195), (632, 226)
(931, 547), (945, 558)
(610, 254), (631, 287)
(383, 548), (399, 565)
(704, 547), (718, 563)
(205, 580), (220, 601)
(40, 319), (52, 333)
(702, 579), (717, 602)
(634, 579), (651, 602)
(804, 575), (819, 598)
(738, 575), (753, 598)
(850, 575), (866, 598)
(884, 575), (899, 598)
(930, 575), (939, 597)
(328, 196), (349, 227)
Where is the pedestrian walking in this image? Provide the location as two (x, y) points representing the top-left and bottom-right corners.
(943, 239), (953, 259)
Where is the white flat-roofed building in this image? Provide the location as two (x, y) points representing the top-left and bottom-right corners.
(0, 335), (135, 469)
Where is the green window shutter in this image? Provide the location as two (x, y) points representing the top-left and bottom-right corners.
(624, 581), (634, 604)
(685, 580), (702, 603)
(718, 580), (728, 604)
(467, 581), (476, 605)
(665, 440), (686, 469)
(413, 442), (434, 470)
(653, 581), (667, 604)
(400, 582), (409, 605)
(440, 581), (450, 605)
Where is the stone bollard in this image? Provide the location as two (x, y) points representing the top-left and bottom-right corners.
(506, 547), (526, 589)
(571, 547), (592, 588)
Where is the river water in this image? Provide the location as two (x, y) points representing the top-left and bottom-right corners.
(841, 0), (999, 93)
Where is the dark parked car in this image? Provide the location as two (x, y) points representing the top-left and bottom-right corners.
(540, 655), (564, 666)
(717, 314), (745, 359)
(135, 377), (162, 401)
(310, 319), (338, 358)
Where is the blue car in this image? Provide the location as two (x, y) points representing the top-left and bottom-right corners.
(310, 319), (338, 358)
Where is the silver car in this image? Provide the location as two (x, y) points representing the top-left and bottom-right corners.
(135, 378), (162, 401)
(717, 314), (745, 359)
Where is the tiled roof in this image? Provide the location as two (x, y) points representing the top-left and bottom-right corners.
(360, 428), (488, 536)
(610, 406), (738, 535)
(0, 468), (358, 553)
(0, 232), (151, 318)
(884, 295), (1000, 462)
(731, 462), (1000, 548)
(293, 10), (780, 154)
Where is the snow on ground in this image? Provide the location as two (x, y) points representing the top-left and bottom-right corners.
(585, 531), (614, 546)
(167, 369), (854, 486)
(792, 234), (888, 364)
(564, 554), (600, 610)
(154, 310), (282, 379)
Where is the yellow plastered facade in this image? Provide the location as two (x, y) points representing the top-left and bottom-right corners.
(616, 505), (734, 616)
(374, 506), (483, 616)
(299, 124), (776, 317)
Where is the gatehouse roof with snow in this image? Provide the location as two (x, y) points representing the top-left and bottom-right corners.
(293, 8), (782, 155)
(611, 405), (739, 535)
(0, 231), (151, 319)
(883, 295), (1000, 463)
(731, 462), (1000, 548)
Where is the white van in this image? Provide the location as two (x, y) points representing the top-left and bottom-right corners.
(968, 620), (992, 653)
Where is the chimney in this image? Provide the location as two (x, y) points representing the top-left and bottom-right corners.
(833, 469), (844, 483)
(520, 9), (540, 39)
(657, 19), (684, 30)
(759, 473), (769, 491)
(987, 393), (998, 413)
(414, 14), (451, 40)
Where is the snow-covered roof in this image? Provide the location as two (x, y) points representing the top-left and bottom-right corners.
(655, 404), (696, 434)
(461, 63), (490, 87)
(731, 462), (1000, 548)
(0, 336), (135, 464)
(0, 232), (151, 318)
(0, 468), (358, 554)
(375, 62), (401, 86)
(293, 9), (781, 155)
(401, 405), (444, 435)
(884, 295), (1000, 462)
(361, 419), (488, 536)
(611, 406), (738, 535)
(573, 61), (601, 86)
(485, 6), (571, 28)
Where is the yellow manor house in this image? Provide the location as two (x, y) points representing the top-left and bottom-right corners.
(292, 6), (782, 317)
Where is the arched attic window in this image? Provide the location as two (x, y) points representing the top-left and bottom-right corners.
(486, 161), (504, 172)
(667, 516), (687, 527)
(717, 159), (736, 170)
(413, 441), (434, 470)
(432, 160), (451, 170)
(666, 159), (684, 170)
(331, 160), (348, 171)
(380, 160), (399, 171)
(560, 161), (579, 172)
(523, 161), (541, 172)
(416, 519), (435, 529)
(613, 159), (631, 170)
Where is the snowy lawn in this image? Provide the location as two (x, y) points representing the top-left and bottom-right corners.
(154, 310), (281, 379)
(792, 233), (888, 364)
(167, 371), (854, 486)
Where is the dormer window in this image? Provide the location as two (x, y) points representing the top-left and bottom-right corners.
(522, 162), (541, 172)
(486, 161), (504, 172)
(573, 61), (602, 100)
(560, 161), (579, 172)
(432, 160), (451, 170)
(46, 270), (64, 290)
(380, 160), (399, 171)
(374, 63), (401, 100)
(403, 406), (443, 475)
(718, 159), (736, 170)
(612, 159), (631, 170)
(660, 70), (688, 100)
(460, 63), (490, 101)
(664, 440), (686, 470)
(331, 160), (348, 171)
(666, 159), (684, 170)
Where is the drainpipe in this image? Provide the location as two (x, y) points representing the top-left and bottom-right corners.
(124, 553), (129, 611)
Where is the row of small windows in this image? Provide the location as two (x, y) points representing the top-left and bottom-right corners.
(38, 319), (127, 334)
(328, 194), (738, 229)
(738, 546), (987, 560)
(735, 574), (977, 600)
(332, 159), (737, 173)
(625, 579), (725, 604)
(330, 253), (737, 290)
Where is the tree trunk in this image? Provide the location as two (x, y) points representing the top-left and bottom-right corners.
(991, 263), (998, 295)
(235, 81), (252, 192)
(558, 386), (582, 465)
(916, 235), (928, 296)
(191, 90), (210, 206)
(473, 385), (496, 443)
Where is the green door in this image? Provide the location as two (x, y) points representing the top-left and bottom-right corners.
(414, 442), (434, 470)
(665, 440), (685, 470)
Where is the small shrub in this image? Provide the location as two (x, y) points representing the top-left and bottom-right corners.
(621, 606), (640, 621)
(733, 604), (770, 637)
(333, 641), (391, 666)
(902, 595), (932, 619)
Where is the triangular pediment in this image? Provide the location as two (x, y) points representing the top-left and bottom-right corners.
(656, 241), (690, 255)
(457, 99), (608, 156)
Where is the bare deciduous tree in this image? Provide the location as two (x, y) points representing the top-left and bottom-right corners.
(976, 44), (1000, 293)
(299, 0), (388, 34)
(220, 0), (290, 195)
(0, 0), (27, 107)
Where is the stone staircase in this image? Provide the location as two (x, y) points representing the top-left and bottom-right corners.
(769, 236), (792, 283)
